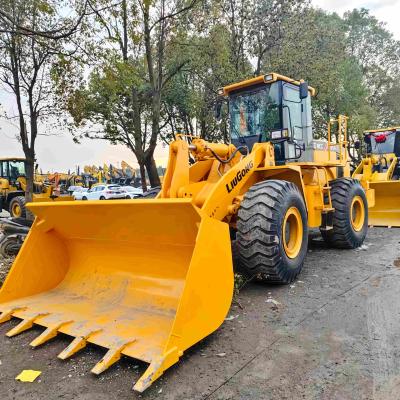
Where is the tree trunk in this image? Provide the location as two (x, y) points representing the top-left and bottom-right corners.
(138, 162), (147, 193)
(145, 156), (161, 188)
(24, 151), (35, 221)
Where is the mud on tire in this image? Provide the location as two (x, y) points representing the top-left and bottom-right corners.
(235, 180), (308, 284)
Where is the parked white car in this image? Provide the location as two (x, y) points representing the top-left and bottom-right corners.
(121, 186), (143, 199)
(72, 187), (88, 200)
(81, 185), (126, 200)
(67, 185), (82, 195)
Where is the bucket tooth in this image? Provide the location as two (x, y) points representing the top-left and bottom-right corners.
(6, 313), (48, 337)
(0, 308), (26, 324)
(133, 348), (180, 393)
(30, 321), (73, 348)
(91, 340), (136, 375)
(58, 330), (102, 360)
(134, 360), (162, 393)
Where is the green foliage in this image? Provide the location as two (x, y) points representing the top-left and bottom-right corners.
(54, 0), (400, 165)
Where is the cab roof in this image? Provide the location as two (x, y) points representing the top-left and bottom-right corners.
(221, 73), (316, 96)
(364, 127), (400, 134)
(0, 157), (26, 162)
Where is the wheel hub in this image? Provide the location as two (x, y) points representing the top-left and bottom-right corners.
(282, 206), (303, 259)
(350, 195), (365, 232)
(11, 203), (22, 217)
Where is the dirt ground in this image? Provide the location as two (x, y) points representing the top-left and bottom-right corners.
(0, 227), (400, 400)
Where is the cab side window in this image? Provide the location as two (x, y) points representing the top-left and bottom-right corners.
(283, 84), (303, 140)
(2, 162), (9, 179)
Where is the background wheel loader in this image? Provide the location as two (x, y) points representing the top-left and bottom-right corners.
(0, 158), (73, 218)
(0, 73), (373, 393)
(352, 127), (400, 227)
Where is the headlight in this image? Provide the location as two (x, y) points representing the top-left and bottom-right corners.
(271, 129), (288, 139)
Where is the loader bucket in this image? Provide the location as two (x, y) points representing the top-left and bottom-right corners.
(0, 199), (233, 392)
(368, 181), (400, 227)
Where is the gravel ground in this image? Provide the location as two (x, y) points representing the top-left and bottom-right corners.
(0, 228), (399, 400)
(0, 257), (13, 286)
(0, 210), (15, 285)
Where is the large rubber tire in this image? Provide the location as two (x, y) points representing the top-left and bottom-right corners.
(320, 178), (368, 249)
(9, 196), (27, 218)
(0, 235), (22, 257)
(235, 180), (308, 284)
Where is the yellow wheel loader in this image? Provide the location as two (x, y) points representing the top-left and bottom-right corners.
(352, 127), (400, 227)
(0, 158), (73, 218)
(0, 73), (372, 392)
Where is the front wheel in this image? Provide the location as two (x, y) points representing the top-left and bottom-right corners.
(320, 178), (368, 248)
(9, 196), (26, 218)
(99, 196), (106, 200)
(235, 180), (308, 284)
(82, 196), (87, 201)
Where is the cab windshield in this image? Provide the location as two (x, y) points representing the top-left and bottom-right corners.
(229, 83), (280, 141)
(8, 161), (25, 180)
(367, 131), (396, 154)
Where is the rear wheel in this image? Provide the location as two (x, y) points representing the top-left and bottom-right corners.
(100, 196), (106, 200)
(9, 196), (26, 218)
(82, 196), (87, 201)
(320, 178), (368, 248)
(235, 180), (308, 284)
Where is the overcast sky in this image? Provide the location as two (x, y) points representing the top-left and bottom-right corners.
(1, 0), (399, 172)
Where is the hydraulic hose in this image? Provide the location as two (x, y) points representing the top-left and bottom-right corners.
(208, 146), (249, 164)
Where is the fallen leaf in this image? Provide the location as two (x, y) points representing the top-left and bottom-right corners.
(224, 315), (239, 321)
(16, 370), (42, 382)
(265, 299), (281, 306)
(216, 353), (226, 357)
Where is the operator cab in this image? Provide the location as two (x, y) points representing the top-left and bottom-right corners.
(364, 128), (400, 157)
(218, 73), (315, 164)
(363, 128), (400, 177)
(0, 158), (26, 185)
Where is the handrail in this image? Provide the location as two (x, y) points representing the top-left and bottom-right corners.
(327, 115), (348, 164)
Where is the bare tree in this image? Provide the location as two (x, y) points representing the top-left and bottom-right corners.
(0, 0), (85, 212)
(60, 0), (198, 189)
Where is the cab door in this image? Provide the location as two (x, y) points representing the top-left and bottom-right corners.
(282, 83), (303, 143)
(282, 83), (312, 160)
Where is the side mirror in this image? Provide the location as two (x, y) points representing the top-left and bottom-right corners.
(354, 140), (361, 150)
(299, 81), (309, 100)
(215, 101), (222, 120)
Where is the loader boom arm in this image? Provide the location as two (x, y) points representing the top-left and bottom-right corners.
(160, 138), (275, 220)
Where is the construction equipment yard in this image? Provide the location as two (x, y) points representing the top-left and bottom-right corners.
(0, 227), (399, 400)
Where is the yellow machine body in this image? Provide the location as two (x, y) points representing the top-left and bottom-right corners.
(352, 127), (400, 227)
(0, 74), (372, 392)
(0, 158), (73, 217)
(0, 199), (232, 391)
